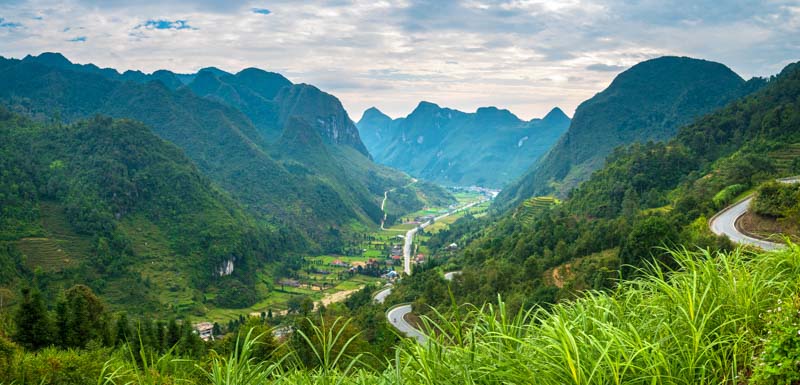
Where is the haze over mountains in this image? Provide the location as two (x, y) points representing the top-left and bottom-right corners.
(357, 102), (570, 187)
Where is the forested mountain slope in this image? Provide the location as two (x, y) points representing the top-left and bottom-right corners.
(0, 53), (424, 251)
(409, 60), (799, 313)
(496, 56), (761, 210)
(0, 110), (275, 313)
(356, 103), (570, 187)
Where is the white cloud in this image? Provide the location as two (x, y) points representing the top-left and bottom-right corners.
(0, 0), (797, 120)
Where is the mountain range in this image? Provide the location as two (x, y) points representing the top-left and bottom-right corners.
(357, 102), (570, 187)
(0, 53), (436, 250)
(0, 52), (453, 313)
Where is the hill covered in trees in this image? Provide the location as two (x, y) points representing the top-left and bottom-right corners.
(0, 53), (444, 253)
(405, 59), (800, 314)
(357, 102), (570, 187)
(0, 110), (279, 314)
(496, 56), (762, 210)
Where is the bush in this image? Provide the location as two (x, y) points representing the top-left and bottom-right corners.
(214, 279), (258, 309)
(751, 295), (800, 384)
(753, 181), (800, 218)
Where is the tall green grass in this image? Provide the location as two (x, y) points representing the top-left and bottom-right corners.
(88, 245), (800, 384)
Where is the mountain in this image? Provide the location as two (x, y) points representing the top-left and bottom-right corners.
(418, 60), (797, 313)
(185, 67), (370, 155)
(0, 111), (275, 313)
(0, 53), (427, 254)
(356, 103), (570, 187)
(496, 56), (759, 210)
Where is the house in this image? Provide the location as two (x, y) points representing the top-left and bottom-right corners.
(415, 254), (425, 263)
(329, 259), (349, 268)
(382, 270), (399, 279)
(194, 322), (214, 341)
(390, 255), (402, 261)
(447, 242), (459, 250)
(278, 278), (301, 288)
(390, 245), (403, 256)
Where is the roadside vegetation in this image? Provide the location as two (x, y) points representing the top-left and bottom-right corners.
(3, 246), (800, 384)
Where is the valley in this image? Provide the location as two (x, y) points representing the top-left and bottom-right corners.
(0, 4), (798, 381)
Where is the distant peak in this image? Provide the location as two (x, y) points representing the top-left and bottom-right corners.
(411, 101), (441, 114)
(475, 106), (520, 122)
(198, 66), (231, 77)
(543, 107), (569, 121)
(25, 52), (72, 67)
(364, 106), (388, 117)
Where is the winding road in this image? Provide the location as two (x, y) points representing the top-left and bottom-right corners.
(402, 199), (488, 274)
(382, 271), (460, 344)
(376, 192), (486, 342)
(709, 177), (800, 251)
(387, 304), (427, 344)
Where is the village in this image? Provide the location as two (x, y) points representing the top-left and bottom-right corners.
(192, 189), (489, 340)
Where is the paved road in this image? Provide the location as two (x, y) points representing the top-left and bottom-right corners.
(402, 199), (489, 275)
(709, 197), (784, 251)
(709, 177), (800, 251)
(443, 271), (461, 281)
(373, 285), (392, 304)
(385, 271), (460, 343)
(380, 190), (389, 230)
(387, 304), (427, 344)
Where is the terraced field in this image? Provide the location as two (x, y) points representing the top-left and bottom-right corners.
(769, 143), (800, 174)
(15, 202), (91, 272)
(514, 196), (559, 226)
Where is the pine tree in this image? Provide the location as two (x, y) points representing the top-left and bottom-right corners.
(13, 287), (54, 350)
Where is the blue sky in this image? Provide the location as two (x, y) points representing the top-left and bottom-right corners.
(0, 0), (798, 120)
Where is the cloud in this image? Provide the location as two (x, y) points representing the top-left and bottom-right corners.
(586, 63), (627, 72)
(0, 17), (22, 28)
(67, 36), (86, 42)
(0, 0), (797, 120)
(137, 19), (195, 30)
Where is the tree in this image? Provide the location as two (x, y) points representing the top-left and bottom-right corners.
(619, 216), (678, 272)
(13, 287), (54, 350)
(55, 284), (110, 349)
(115, 313), (132, 345)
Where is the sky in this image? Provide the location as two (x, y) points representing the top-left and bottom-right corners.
(0, 0), (798, 121)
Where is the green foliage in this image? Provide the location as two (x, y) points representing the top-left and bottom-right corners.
(712, 183), (748, 208)
(55, 284), (111, 348)
(0, 111), (281, 310)
(751, 296), (800, 384)
(753, 181), (800, 218)
(13, 287), (53, 351)
(215, 279), (259, 309)
(200, 329), (280, 385)
(1, 247), (799, 384)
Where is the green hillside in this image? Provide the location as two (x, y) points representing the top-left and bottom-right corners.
(411, 60), (800, 312)
(496, 56), (762, 210)
(0, 110), (278, 314)
(0, 53), (428, 253)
